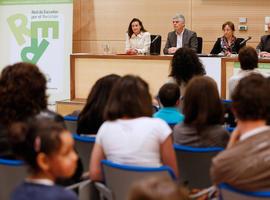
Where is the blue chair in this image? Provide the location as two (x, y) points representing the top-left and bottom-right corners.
(64, 115), (78, 133)
(225, 126), (235, 133)
(95, 160), (176, 200)
(219, 183), (270, 200)
(72, 134), (95, 172)
(0, 158), (27, 200)
(174, 144), (223, 189)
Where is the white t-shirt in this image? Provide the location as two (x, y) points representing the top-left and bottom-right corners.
(96, 117), (171, 167)
(125, 32), (151, 54)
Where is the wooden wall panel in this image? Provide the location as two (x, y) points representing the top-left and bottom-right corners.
(192, 0), (270, 53)
(73, 0), (81, 44)
(73, 0), (270, 54)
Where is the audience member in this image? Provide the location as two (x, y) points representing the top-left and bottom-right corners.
(125, 18), (151, 55)
(77, 74), (121, 135)
(154, 83), (184, 125)
(173, 76), (229, 148)
(0, 62), (47, 158)
(35, 110), (83, 186)
(228, 46), (262, 98)
(128, 176), (190, 200)
(10, 117), (78, 200)
(210, 21), (244, 55)
(211, 74), (270, 191)
(164, 14), (198, 54)
(89, 75), (178, 181)
(169, 47), (205, 97)
(257, 22), (270, 57)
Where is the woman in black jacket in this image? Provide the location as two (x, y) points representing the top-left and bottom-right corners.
(211, 21), (244, 55)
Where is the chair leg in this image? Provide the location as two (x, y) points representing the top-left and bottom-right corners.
(94, 182), (114, 200)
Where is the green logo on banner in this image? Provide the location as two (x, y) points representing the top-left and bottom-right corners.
(7, 13), (59, 64)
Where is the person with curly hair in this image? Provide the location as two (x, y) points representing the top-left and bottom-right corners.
(169, 47), (205, 98)
(0, 62), (47, 158)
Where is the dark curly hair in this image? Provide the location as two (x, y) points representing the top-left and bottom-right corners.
(170, 47), (205, 85)
(0, 62), (47, 125)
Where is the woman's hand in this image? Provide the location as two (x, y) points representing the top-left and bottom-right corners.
(126, 48), (138, 55)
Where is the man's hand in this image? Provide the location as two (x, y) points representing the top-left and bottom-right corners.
(168, 47), (177, 54)
(227, 127), (241, 149)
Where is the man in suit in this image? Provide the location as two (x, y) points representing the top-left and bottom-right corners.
(257, 22), (270, 57)
(211, 74), (270, 191)
(163, 14), (198, 54)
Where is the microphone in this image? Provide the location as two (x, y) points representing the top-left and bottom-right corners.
(151, 35), (160, 44)
(240, 36), (252, 46)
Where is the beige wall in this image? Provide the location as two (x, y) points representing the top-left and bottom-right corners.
(73, 0), (270, 54)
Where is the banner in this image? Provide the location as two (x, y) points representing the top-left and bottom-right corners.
(0, 0), (73, 108)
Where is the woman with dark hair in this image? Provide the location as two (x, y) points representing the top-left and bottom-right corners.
(169, 47), (205, 97)
(125, 18), (151, 55)
(77, 74), (121, 135)
(0, 62), (47, 158)
(173, 76), (229, 148)
(210, 21), (244, 55)
(89, 75), (178, 181)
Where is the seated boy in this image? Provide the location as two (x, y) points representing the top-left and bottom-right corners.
(153, 83), (184, 125)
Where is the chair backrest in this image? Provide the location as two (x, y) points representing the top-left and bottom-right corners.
(219, 183), (270, 200)
(150, 35), (162, 55)
(64, 115), (78, 133)
(101, 160), (176, 200)
(66, 179), (92, 200)
(174, 144), (223, 189)
(0, 158), (27, 200)
(197, 36), (203, 54)
(73, 134), (95, 172)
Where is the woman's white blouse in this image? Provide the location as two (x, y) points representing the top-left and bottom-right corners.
(125, 32), (151, 54)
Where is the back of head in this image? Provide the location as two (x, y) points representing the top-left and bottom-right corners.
(9, 115), (66, 173)
(36, 109), (65, 127)
(232, 74), (270, 121)
(78, 74), (121, 133)
(172, 13), (185, 24)
(158, 83), (180, 107)
(104, 75), (153, 120)
(238, 46), (258, 70)
(0, 62), (47, 125)
(128, 176), (190, 200)
(183, 76), (223, 129)
(170, 47), (205, 85)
